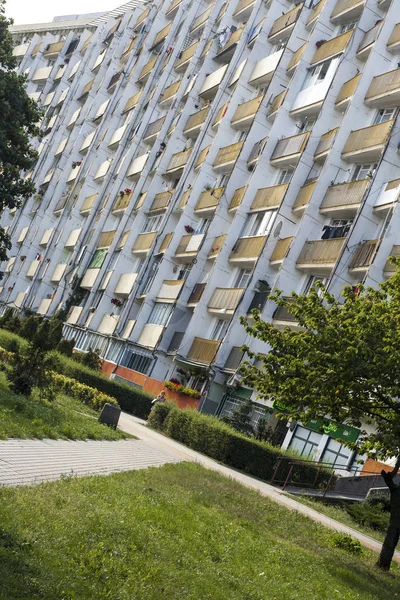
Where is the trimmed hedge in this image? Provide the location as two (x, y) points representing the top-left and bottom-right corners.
(52, 373), (118, 412)
(148, 403), (335, 487)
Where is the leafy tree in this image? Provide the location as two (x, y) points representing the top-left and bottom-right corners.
(0, 1), (42, 264)
(221, 398), (254, 437)
(240, 264), (400, 568)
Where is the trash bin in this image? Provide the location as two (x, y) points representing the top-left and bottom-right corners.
(99, 403), (121, 429)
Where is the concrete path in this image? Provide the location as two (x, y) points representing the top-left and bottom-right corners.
(118, 412), (400, 562)
(0, 438), (181, 487)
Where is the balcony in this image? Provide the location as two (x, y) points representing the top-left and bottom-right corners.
(174, 41), (198, 72)
(80, 193), (98, 216)
(66, 306), (83, 325)
(248, 50), (283, 88)
(199, 65), (228, 99)
(229, 235), (267, 266)
(78, 79), (94, 101)
(292, 181), (316, 216)
(149, 190), (174, 213)
(111, 192), (133, 215)
(314, 128), (338, 163)
(53, 194), (68, 216)
(50, 263), (67, 283)
(165, 149), (192, 177)
(127, 152), (149, 180)
(310, 31), (353, 67)
(383, 245), (400, 276)
(215, 27), (243, 63)
(133, 7), (150, 30)
(387, 24), (400, 53)
(286, 43), (306, 75)
(12, 42), (29, 57)
(43, 40), (64, 58)
(175, 189), (191, 212)
(320, 179), (370, 217)
(107, 71), (122, 92)
(374, 178), (400, 213)
(187, 337), (220, 365)
(37, 298), (52, 316)
(183, 106), (210, 137)
(228, 185), (247, 213)
(32, 66), (52, 83)
(348, 240), (380, 274)
(166, 0), (181, 18)
(268, 90), (287, 120)
(233, 0), (255, 20)
(270, 132), (309, 168)
(269, 237), (294, 266)
(174, 233), (205, 262)
(223, 347), (244, 372)
(156, 280), (184, 302)
(335, 73), (361, 111)
(131, 232), (157, 256)
(159, 79), (181, 107)
(341, 120), (394, 163)
(356, 22), (381, 61)
(268, 5), (302, 43)
(212, 141), (244, 173)
(365, 69), (400, 108)
(251, 184), (288, 212)
(80, 268), (100, 289)
(137, 57), (157, 84)
(330, 0), (365, 23)
(207, 288), (244, 316)
(194, 187), (224, 216)
(157, 232), (174, 254)
(187, 283), (206, 306)
(212, 102), (229, 130)
(307, 0), (325, 27)
(143, 116), (165, 145)
(247, 137), (268, 170)
(150, 23), (172, 50)
(123, 90), (142, 114)
(272, 299), (299, 329)
(97, 315), (119, 336)
(208, 234), (227, 260)
(231, 95), (263, 130)
(194, 144), (210, 170)
(120, 38), (136, 62)
(190, 5), (214, 36)
(296, 239), (345, 274)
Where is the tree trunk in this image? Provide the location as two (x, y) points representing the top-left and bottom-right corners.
(376, 456), (400, 570)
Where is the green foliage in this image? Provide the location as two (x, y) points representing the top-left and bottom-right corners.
(51, 373), (118, 411)
(149, 403), (334, 487)
(0, 1), (42, 265)
(164, 380), (201, 398)
(71, 348), (102, 371)
(240, 263), (400, 460)
(221, 398), (254, 436)
(346, 497), (390, 533)
(329, 533), (363, 554)
(56, 338), (75, 357)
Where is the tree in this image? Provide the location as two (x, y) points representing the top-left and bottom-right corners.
(239, 264), (400, 568)
(0, 2), (42, 263)
(221, 398), (254, 437)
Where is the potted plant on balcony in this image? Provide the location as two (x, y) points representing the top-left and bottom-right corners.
(184, 225), (194, 233)
(111, 297), (123, 308)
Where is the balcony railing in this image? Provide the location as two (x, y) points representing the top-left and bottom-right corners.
(112, 192), (133, 214)
(247, 136), (268, 166)
(158, 232), (174, 254)
(143, 116), (165, 141)
(365, 69), (400, 107)
(231, 95), (263, 128)
(174, 41), (198, 71)
(194, 187), (224, 214)
(330, 0), (365, 22)
(149, 190), (174, 213)
(356, 22), (381, 58)
(314, 128), (338, 161)
(151, 23), (172, 49)
(80, 193), (98, 216)
(166, 149), (192, 174)
(132, 232), (157, 254)
(134, 7), (150, 29)
(190, 5), (214, 34)
(233, 0), (255, 18)
(212, 102), (229, 128)
(208, 234), (227, 259)
(296, 238), (345, 270)
(216, 27), (243, 60)
(223, 346), (244, 371)
(250, 184), (288, 212)
(187, 283), (206, 305)
(43, 40), (64, 57)
(320, 179), (369, 215)
(156, 279), (184, 302)
(268, 90), (287, 118)
(273, 299), (298, 325)
(268, 5), (302, 40)
(137, 57), (157, 83)
(384, 245), (400, 275)
(228, 185), (248, 212)
(286, 43), (306, 74)
(269, 237), (294, 264)
(348, 240), (380, 272)
(292, 181), (316, 214)
(187, 337), (220, 364)
(207, 288), (244, 313)
(341, 120), (394, 162)
(97, 230), (116, 248)
(387, 24), (400, 51)
(176, 189), (191, 211)
(175, 233), (205, 258)
(270, 132), (309, 166)
(310, 30), (353, 66)
(229, 235), (267, 263)
(166, 0), (181, 16)
(123, 90), (142, 113)
(107, 71), (122, 90)
(307, 0), (326, 26)
(183, 106), (210, 134)
(194, 145), (211, 170)
(335, 73), (361, 109)
(159, 79), (181, 106)
(213, 141), (244, 171)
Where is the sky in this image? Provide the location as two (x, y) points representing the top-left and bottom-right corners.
(6, 0), (116, 25)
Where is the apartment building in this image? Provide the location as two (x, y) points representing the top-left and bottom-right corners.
(6, 0), (400, 469)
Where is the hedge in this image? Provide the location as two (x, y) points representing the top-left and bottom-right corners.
(52, 373), (118, 412)
(148, 403), (335, 488)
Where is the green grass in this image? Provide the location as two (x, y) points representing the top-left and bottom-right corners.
(0, 463), (398, 600)
(0, 373), (127, 441)
(292, 495), (386, 542)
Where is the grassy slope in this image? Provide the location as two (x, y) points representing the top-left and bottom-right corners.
(0, 373), (126, 441)
(0, 462), (398, 600)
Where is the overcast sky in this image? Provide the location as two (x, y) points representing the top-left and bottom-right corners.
(6, 0), (116, 25)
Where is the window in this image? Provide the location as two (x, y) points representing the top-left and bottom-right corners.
(243, 210), (276, 237)
(298, 118), (315, 133)
(233, 268), (252, 288)
(339, 22), (356, 34)
(211, 318), (229, 340)
(177, 263), (192, 280)
(195, 218), (211, 234)
(148, 302), (174, 326)
(320, 438), (353, 469)
(305, 59), (331, 87)
(277, 169), (293, 184)
(373, 108), (395, 125)
(304, 276), (325, 294)
(351, 163), (376, 181)
(274, 41), (287, 52)
(289, 426), (321, 458)
(88, 248), (107, 269)
(142, 213), (164, 233)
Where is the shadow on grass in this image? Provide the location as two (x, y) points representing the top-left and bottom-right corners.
(0, 529), (46, 599)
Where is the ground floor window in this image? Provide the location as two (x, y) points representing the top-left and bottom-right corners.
(320, 438), (353, 469)
(289, 426), (321, 459)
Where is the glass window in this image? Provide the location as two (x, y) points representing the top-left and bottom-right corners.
(211, 318), (229, 340)
(304, 276), (325, 294)
(351, 163), (376, 181)
(233, 268), (252, 288)
(289, 426), (321, 459)
(142, 213), (164, 233)
(277, 169), (293, 184)
(244, 210), (276, 237)
(321, 438), (353, 469)
(148, 302), (174, 326)
(373, 108), (395, 125)
(88, 248), (107, 269)
(340, 22), (356, 34)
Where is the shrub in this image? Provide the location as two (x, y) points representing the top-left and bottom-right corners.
(71, 348), (102, 371)
(51, 373), (117, 411)
(329, 533), (363, 554)
(346, 498), (390, 532)
(149, 404), (333, 487)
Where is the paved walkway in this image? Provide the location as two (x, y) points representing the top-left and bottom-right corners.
(118, 412), (400, 562)
(0, 438), (181, 487)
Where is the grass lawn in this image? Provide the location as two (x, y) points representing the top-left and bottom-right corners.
(0, 373), (126, 441)
(0, 463), (398, 600)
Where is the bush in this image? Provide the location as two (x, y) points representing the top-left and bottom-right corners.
(72, 349), (102, 371)
(52, 373), (118, 411)
(329, 533), (363, 554)
(149, 403), (334, 487)
(346, 498), (390, 532)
